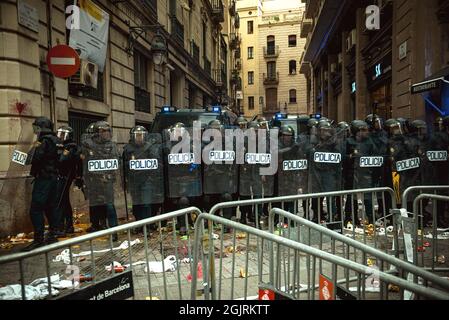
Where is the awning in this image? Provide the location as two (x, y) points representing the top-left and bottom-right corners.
(411, 66), (449, 94)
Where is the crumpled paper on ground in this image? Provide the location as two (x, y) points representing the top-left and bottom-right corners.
(0, 274), (79, 300)
(144, 255), (177, 273)
(53, 239), (142, 264)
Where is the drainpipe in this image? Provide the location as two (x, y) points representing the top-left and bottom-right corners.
(46, 0), (57, 126)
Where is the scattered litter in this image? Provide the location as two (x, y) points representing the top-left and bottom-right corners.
(417, 246), (425, 252)
(346, 222), (353, 231)
(144, 255), (177, 273)
(224, 246), (234, 254)
(79, 274), (93, 283)
(436, 255), (446, 264)
(53, 239), (142, 264)
(7, 233), (33, 245)
(239, 268), (247, 278)
(181, 258), (191, 264)
(105, 261), (126, 273)
(386, 226), (394, 233)
(388, 284), (400, 293)
(367, 258), (376, 267)
(145, 296), (160, 300)
(186, 262), (203, 282)
(423, 242), (431, 248)
(212, 233), (219, 240)
(349, 286), (380, 293)
(437, 227), (449, 232)
(418, 230), (422, 236)
(0, 274), (79, 300)
(424, 232), (449, 240)
(236, 233), (247, 239)
(0, 243), (13, 250)
(180, 235), (188, 241)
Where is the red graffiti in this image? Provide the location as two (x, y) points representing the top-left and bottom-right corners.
(15, 101), (28, 115)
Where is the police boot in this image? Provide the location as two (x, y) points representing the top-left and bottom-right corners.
(21, 236), (45, 252)
(45, 231), (59, 245)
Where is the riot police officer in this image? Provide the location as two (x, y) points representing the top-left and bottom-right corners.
(235, 116), (248, 130)
(82, 121), (120, 240)
(22, 117), (61, 251)
(308, 120), (343, 223)
(55, 126), (82, 235)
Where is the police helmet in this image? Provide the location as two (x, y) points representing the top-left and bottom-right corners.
(409, 120), (427, 135)
(57, 126), (74, 142)
(350, 120), (369, 136)
(247, 121), (260, 130)
(130, 125), (148, 144)
(32, 117), (53, 134)
(307, 118), (319, 128)
(208, 119), (222, 130)
(385, 119), (402, 136)
(280, 125), (294, 137)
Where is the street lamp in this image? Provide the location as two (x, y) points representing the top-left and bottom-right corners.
(150, 33), (167, 66)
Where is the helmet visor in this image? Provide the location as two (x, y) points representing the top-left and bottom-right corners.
(57, 129), (70, 141)
(133, 131), (147, 144)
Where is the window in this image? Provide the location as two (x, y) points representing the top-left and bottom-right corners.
(134, 50), (151, 113)
(267, 61), (276, 77)
(289, 60), (297, 75)
(248, 71), (254, 85)
(289, 35), (297, 47)
(289, 89), (297, 104)
(248, 96), (255, 110)
(248, 47), (254, 59)
(247, 21), (254, 34)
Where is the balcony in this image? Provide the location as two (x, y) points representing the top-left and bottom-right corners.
(263, 72), (279, 85)
(204, 58), (211, 77)
(191, 40), (200, 64)
(305, 0), (320, 19)
(235, 48), (241, 59)
(229, 33), (241, 49)
(263, 46), (280, 58)
(213, 68), (227, 88)
(300, 11), (313, 38)
(171, 17), (184, 46)
(229, 0), (236, 16)
(235, 59), (241, 70)
(210, 0), (225, 24)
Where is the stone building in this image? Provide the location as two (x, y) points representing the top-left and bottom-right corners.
(236, 0), (308, 119)
(0, 0), (238, 237)
(300, 0), (449, 122)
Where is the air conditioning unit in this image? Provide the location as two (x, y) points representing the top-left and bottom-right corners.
(69, 60), (98, 89)
(330, 63), (337, 73)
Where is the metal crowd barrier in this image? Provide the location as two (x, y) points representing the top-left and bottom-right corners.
(0, 207), (202, 300)
(190, 212), (449, 300)
(268, 208), (449, 300)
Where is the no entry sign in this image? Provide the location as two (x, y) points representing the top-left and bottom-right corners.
(46, 45), (80, 78)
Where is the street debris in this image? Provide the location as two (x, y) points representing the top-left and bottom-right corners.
(105, 261), (126, 273)
(144, 255), (177, 273)
(425, 232), (449, 240)
(145, 296), (160, 300)
(53, 239), (142, 264)
(239, 268), (247, 278)
(236, 233), (247, 240)
(436, 255), (446, 264)
(0, 274), (79, 300)
(388, 284), (400, 293)
(186, 262), (203, 282)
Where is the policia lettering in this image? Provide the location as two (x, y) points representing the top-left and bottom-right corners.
(427, 151), (448, 162)
(396, 157), (420, 172)
(129, 159), (158, 170)
(283, 160), (308, 171)
(313, 152), (342, 163)
(88, 159), (119, 171)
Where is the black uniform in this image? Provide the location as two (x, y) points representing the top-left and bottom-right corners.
(24, 117), (61, 251)
(56, 139), (82, 233)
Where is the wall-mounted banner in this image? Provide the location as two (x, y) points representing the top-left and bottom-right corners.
(69, 0), (109, 72)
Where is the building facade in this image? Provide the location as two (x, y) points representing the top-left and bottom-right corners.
(300, 0), (449, 122)
(0, 0), (238, 237)
(236, 0), (308, 119)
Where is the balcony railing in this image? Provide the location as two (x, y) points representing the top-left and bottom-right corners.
(210, 0), (224, 23)
(204, 58), (211, 77)
(300, 11), (313, 38)
(235, 48), (241, 59)
(171, 17), (184, 46)
(235, 59), (241, 70)
(191, 40), (200, 64)
(263, 45), (280, 58)
(135, 87), (151, 113)
(229, 32), (241, 49)
(213, 68), (226, 87)
(263, 72), (279, 85)
(229, 0), (236, 16)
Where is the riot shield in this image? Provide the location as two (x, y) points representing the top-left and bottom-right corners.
(277, 142), (308, 196)
(239, 129), (274, 197)
(202, 129), (238, 195)
(388, 133), (421, 206)
(123, 133), (165, 206)
(163, 128), (202, 199)
(0, 118), (38, 233)
(346, 136), (380, 189)
(81, 132), (125, 222)
(308, 128), (344, 194)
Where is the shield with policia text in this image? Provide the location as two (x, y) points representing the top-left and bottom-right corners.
(163, 127), (202, 199)
(277, 140), (308, 196)
(123, 133), (165, 206)
(0, 118), (38, 229)
(81, 129), (125, 218)
(202, 128), (238, 195)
